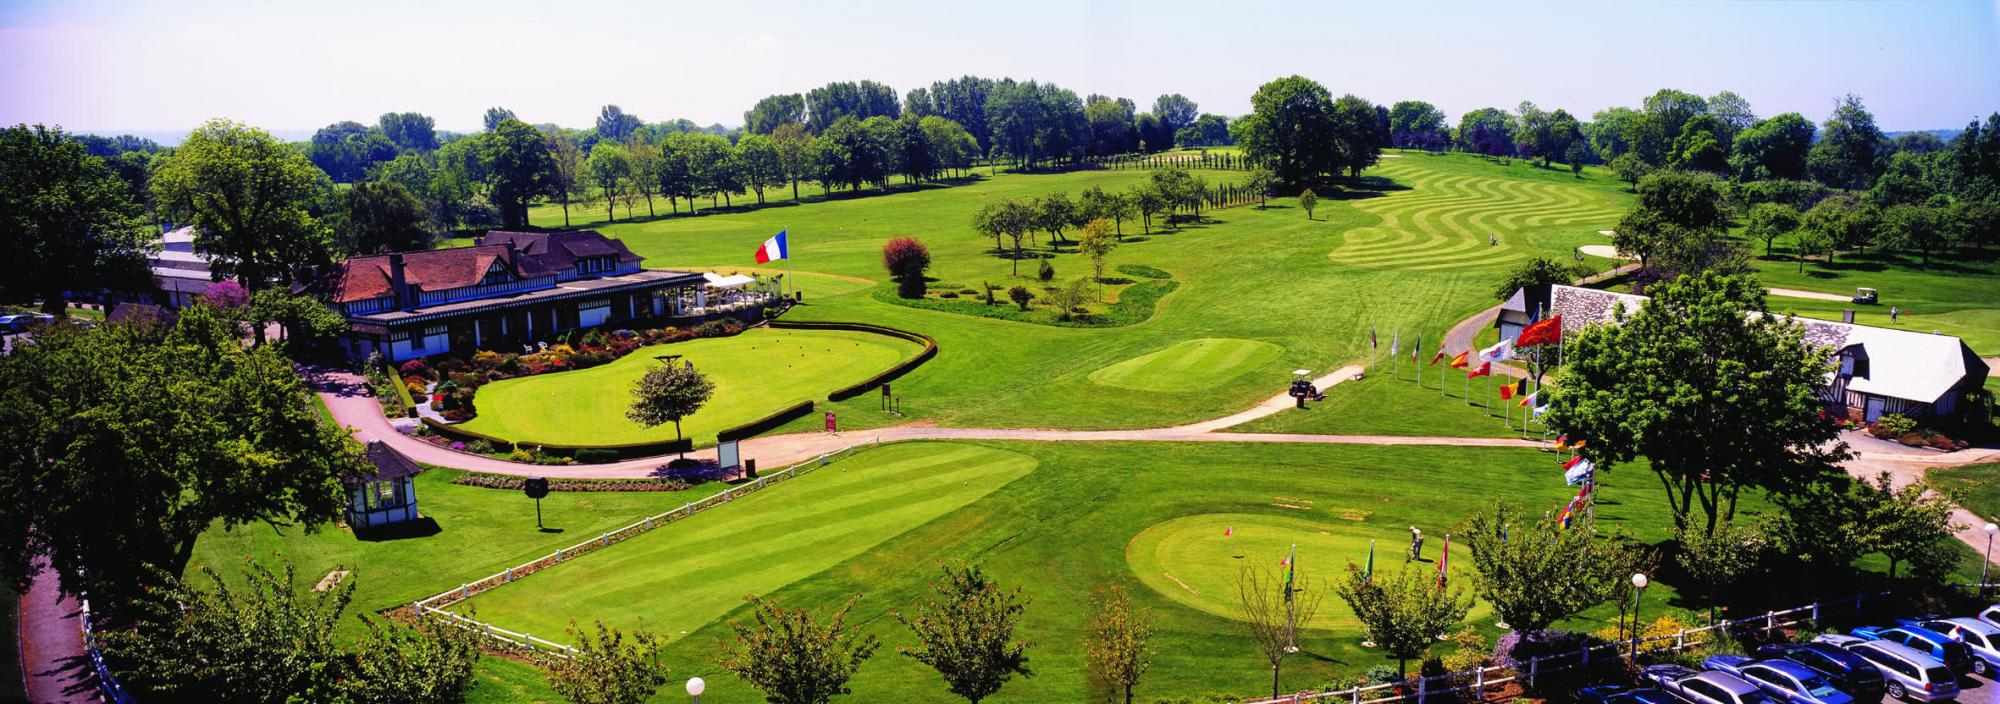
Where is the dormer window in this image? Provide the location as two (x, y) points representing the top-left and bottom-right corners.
(578, 256), (616, 274)
(481, 261), (514, 286)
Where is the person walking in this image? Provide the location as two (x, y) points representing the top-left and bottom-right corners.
(1407, 526), (1424, 562)
(1890, 306), (1900, 324)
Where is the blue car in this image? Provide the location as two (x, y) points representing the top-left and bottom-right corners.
(1706, 655), (1857, 704)
(1754, 643), (1888, 704)
(1902, 618), (2000, 678)
(1852, 626), (1976, 675)
(1577, 685), (1676, 704)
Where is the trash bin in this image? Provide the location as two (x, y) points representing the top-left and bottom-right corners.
(745, 458), (758, 479)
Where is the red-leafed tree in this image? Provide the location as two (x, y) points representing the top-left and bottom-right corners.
(883, 237), (932, 298)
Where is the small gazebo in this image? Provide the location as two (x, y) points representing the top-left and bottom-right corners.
(344, 440), (423, 531)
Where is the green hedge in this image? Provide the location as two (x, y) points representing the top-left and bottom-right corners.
(716, 400), (815, 442)
(871, 278), (1178, 329)
(385, 362), (419, 418)
(767, 320), (939, 402)
(418, 418), (693, 461)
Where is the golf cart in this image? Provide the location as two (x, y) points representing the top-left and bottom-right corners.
(1853, 287), (1878, 305)
(1287, 369), (1324, 408)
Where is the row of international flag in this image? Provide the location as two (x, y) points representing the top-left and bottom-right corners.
(1371, 313), (1565, 414)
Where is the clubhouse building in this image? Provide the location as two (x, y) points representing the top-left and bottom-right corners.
(1500, 284), (1991, 422)
(330, 230), (776, 361)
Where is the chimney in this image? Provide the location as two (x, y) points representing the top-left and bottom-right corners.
(388, 254), (409, 310)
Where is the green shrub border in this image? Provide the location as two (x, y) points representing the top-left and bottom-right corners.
(715, 399), (816, 442)
(418, 417), (693, 460)
(871, 278), (1178, 329)
(385, 361), (419, 419)
(767, 320), (939, 401)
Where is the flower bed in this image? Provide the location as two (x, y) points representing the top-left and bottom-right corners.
(396, 320), (748, 424)
(450, 473), (694, 492)
(1865, 412), (1971, 451)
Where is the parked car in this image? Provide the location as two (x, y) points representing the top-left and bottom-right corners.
(1642, 664), (1778, 704)
(0, 314), (28, 333)
(1816, 635), (1958, 702)
(1579, 685), (1677, 704)
(1705, 655), (1857, 704)
(1852, 626), (1976, 675)
(1901, 618), (2000, 677)
(1754, 642), (1888, 704)
(1975, 606), (2000, 631)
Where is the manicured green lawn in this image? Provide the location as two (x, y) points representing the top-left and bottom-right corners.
(1227, 365), (1536, 439)
(1087, 337), (1284, 392)
(498, 152), (1630, 442)
(452, 442), (1036, 639)
(456, 326), (922, 447)
(1750, 247), (2000, 356)
(1928, 462), (2000, 526)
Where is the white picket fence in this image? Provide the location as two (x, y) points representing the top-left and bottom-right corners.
(408, 440), (877, 656)
(1245, 593), (1882, 704)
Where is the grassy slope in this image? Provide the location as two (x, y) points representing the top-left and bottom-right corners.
(507, 152), (1630, 441)
(1928, 462), (2000, 526)
(457, 327), (921, 446)
(1749, 246), (2000, 356)
(427, 439), (1974, 704)
(1227, 367), (1535, 439)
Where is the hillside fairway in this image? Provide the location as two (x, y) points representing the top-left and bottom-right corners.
(1088, 338), (1284, 392)
(1331, 155), (1628, 276)
(456, 326), (922, 447)
(450, 442), (1036, 641)
(508, 152), (1633, 440)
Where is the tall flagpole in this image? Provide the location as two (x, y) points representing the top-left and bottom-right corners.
(786, 229), (794, 300)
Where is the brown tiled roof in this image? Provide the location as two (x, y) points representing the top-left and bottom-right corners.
(346, 440), (423, 483)
(332, 245), (513, 303)
(481, 230), (642, 271)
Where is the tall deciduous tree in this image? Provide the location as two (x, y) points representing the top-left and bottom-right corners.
(1459, 500), (1638, 634)
(1745, 202), (1802, 258)
(1809, 94), (1884, 190)
(973, 198), (1036, 275)
(0, 305), (366, 608)
(1335, 563), (1473, 676)
(896, 563), (1032, 704)
(378, 111), (439, 151)
(1858, 472), (1961, 581)
(1083, 583), (1153, 704)
(883, 237), (932, 299)
(626, 360), (715, 451)
(482, 107), (518, 131)
(1151, 94), (1198, 136)
(1456, 107), (1517, 157)
(543, 621), (671, 704)
(745, 94), (807, 135)
(720, 595), (880, 704)
(1235, 76), (1340, 187)
(1492, 256), (1591, 301)
(1730, 113), (1815, 181)
(595, 104), (643, 143)
(622, 137), (661, 217)
(481, 118), (556, 227)
(1546, 273), (1851, 533)
(547, 129), (588, 227)
(736, 133), (786, 205)
(152, 119), (337, 295)
(587, 141), (631, 220)
(1330, 94), (1385, 178)
(1613, 170), (1736, 274)
(1077, 218), (1118, 300)
(1237, 566), (1322, 698)
(1388, 101), (1450, 151)
(1675, 519), (1766, 624)
(0, 124), (151, 315)
(335, 180), (433, 255)
(772, 123), (814, 202)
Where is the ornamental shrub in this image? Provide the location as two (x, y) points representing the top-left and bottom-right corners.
(1875, 413), (1919, 436)
(1038, 259), (1056, 282)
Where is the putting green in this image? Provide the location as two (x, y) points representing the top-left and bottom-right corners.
(451, 442), (1036, 642)
(1126, 513), (1490, 630)
(457, 326), (922, 447)
(1088, 338), (1284, 392)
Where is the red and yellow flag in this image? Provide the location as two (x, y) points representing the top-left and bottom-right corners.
(1447, 351), (1470, 369)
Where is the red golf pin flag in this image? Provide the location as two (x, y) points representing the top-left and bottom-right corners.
(1224, 526), (1233, 537)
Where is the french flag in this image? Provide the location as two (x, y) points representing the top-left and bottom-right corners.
(753, 230), (789, 264)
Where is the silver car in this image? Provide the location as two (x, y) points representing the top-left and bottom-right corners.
(1817, 635), (1959, 702)
(1643, 665), (1779, 704)
(1916, 618), (2000, 677)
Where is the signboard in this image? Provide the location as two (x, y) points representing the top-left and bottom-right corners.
(717, 439), (741, 470)
(522, 477), (550, 500)
(881, 383), (891, 397)
(824, 411), (837, 432)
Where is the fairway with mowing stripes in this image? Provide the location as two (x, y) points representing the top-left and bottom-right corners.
(1089, 337), (1285, 392)
(1332, 156), (1628, 275)
(450, 442), (1035, 642)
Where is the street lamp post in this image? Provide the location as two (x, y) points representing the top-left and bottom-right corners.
(1628, 573), (1649, 663)
(686, 676), (705, 704)
(1982, 523), (1998, 598)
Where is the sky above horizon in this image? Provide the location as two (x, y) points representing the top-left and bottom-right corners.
(3, 0), (1998, 139)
